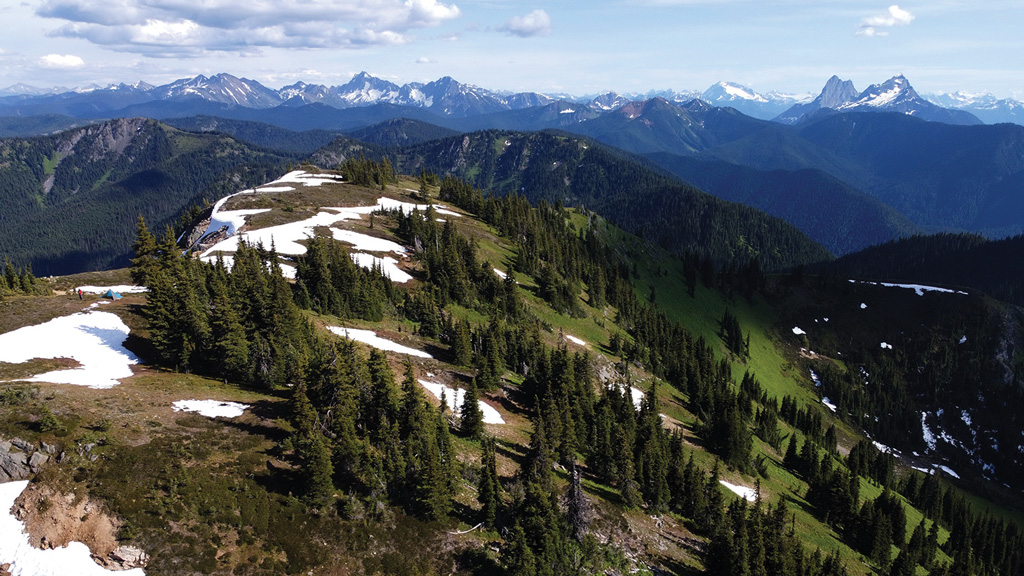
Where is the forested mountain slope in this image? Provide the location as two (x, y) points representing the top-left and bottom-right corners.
(0, 118), (293, 274)
(394, 130), (833, 271)
(704, 112), (1024, 237)
(645, 152), (919, 255)
(1, 163), (1022, 576)
(820, 233), (1024, 307)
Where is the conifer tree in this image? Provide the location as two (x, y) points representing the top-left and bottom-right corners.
(291, 385), (334, 506)
(565, 461), (592, 542)
(207, 269), (250, 383)
(503, 518), (538, 576)
(461, 377), (484, 438)
(478, 436), (500, 527)
(130, 215), (159, 286)
(452, 319), (473, 366)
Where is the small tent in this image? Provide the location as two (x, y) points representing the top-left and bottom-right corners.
(103, 289), (122, 300)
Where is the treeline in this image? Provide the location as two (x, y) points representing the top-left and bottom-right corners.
(0, 257), (48, 298)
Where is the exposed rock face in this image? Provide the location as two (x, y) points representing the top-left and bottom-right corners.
(818, 75), (858, 109)
(104, 545), (150, 570)
(0, 436), (50, 482)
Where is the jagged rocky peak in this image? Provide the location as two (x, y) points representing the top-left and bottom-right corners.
(818, 75), (858, 108)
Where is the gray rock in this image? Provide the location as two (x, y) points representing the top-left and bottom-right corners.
(0, 450), (31, 482)
(41, 442), (57, 455)
(28, 451), (49, 470)
(0, 440), (11, 453)
(11, 437), (33, 452)
(109, 545), (149, 569)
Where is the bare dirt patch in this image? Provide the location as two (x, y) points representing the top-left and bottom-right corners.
(13, 482), (121, 561)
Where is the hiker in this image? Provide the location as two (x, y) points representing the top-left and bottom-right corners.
(78, 289), (83, 300)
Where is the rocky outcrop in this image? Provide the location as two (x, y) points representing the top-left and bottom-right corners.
(102, 545), (150, 570)
(0, 437), (51, 482)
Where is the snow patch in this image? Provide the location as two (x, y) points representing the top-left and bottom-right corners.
(880, 342), (893, 350)
(173, 399), (249, 418)
(822, 397), (837, 413)
(719, 480), (758, 502)
(809, 369), (821, 387)
(564, 334), (586, 346)
(327, 327), (431, 358)
(1, 480), (146, 576)
(853, 280), (967, 296)
(860, 303), (868, 309)
(493, 268), (507, 280)
(792, 327), (806, 335)
(922, 412), (936, 452)
(330, 229), (406, 254)
(417, 380), (504, 424)
(872, 440), (894, 454)
(0, 311), (138, 389)
(350, 253), (412, 283)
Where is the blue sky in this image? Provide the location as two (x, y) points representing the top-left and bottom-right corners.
(2, 0), (1022, 98)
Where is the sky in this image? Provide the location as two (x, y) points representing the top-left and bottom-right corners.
(2, 0), (1022, 99)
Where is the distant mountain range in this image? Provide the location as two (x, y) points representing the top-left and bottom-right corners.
(3, 70), (1024, 261)
(4, 71), (1018, 125)
(776, 75), (982, 126)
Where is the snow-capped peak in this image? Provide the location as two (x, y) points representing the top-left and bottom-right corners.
(703, 81), (769, 103)
(839, 75), (918, 110)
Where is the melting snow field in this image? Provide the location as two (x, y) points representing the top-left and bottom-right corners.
(719, 480), (758, 502)
(850, 279), (967, 296)
(417, 380), (505, 424)
(172, 400), (249, 418)
(196, 170), (448, 287)
(913, 464), (960, 479)
(1, 480), (146, 576)
(76, 285), (147, 295)
(330, 229), (406, 254)
(922, 411), (937, 452)
(327, 327), (432, 358)
(350, 253), (412, 283)
(0, 311), (138, 389)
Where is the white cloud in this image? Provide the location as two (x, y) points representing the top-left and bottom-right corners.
(858, 4), (914, 37)
(499, 9), (551, 38)
(39, 53), (85, 68)
(416, 56), (437, 64)
(36, 0), (461, 56)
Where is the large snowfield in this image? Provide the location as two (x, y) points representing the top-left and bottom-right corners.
(0, 480), (146, 576)
(0, 311), (138, 388)
(195, 170), (455, 284)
